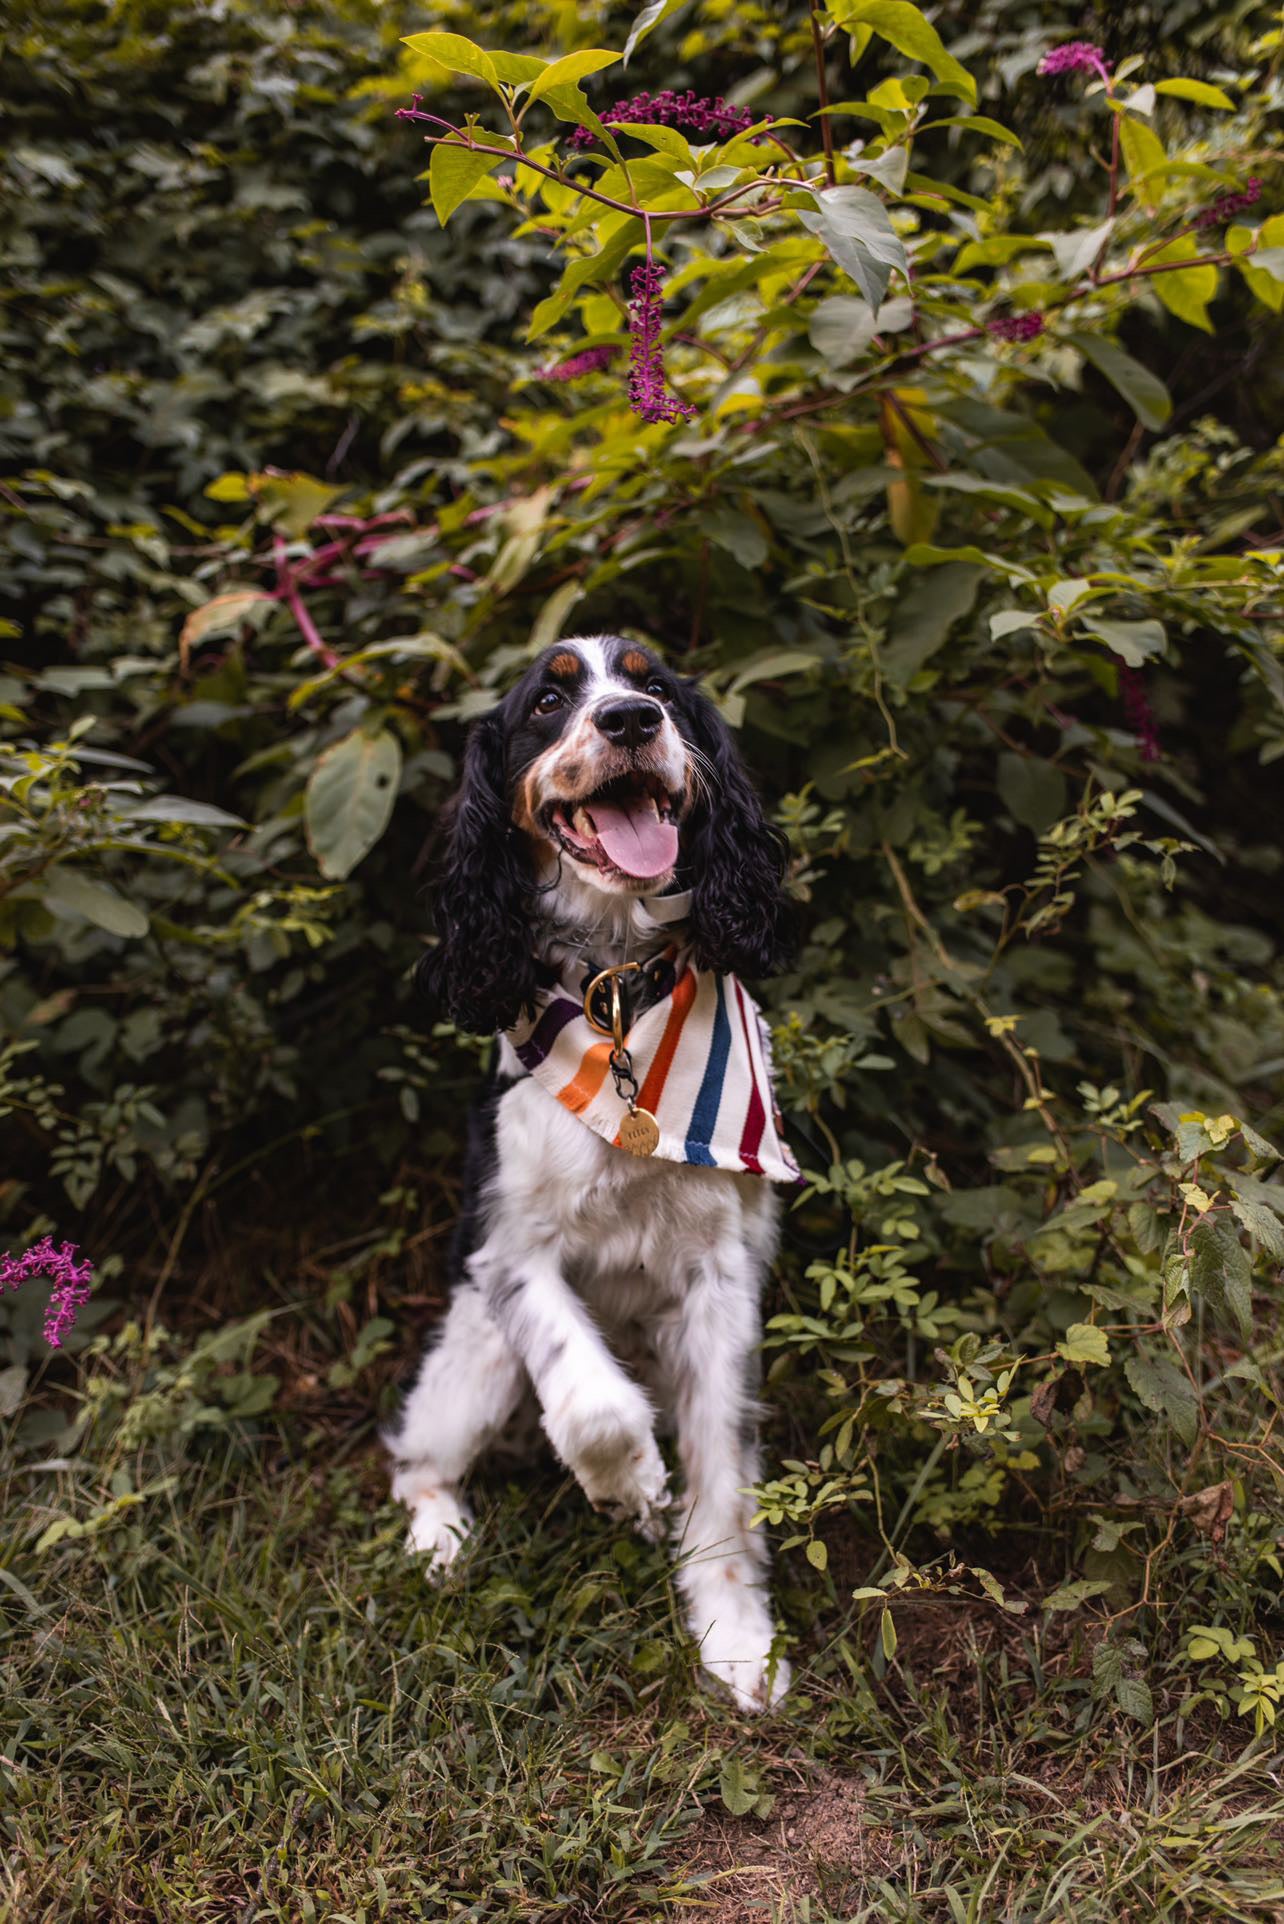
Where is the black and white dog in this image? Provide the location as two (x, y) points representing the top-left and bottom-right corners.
(388, 635), (796, 1710)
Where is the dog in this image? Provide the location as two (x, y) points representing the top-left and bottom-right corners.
(388, 635), (798, 1711)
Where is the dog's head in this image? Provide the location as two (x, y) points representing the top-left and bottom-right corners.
(421, 636), (791, 1033)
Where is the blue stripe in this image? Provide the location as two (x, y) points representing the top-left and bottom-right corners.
(683, 974), (731, 1166)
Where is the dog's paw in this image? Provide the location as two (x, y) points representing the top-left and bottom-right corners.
(391, 1466), (473, 1577)
(544, 1388), (670, 1536)
(694, 1600), (791, 1713)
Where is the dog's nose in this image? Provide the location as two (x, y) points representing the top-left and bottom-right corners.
(594, 699), (662, 748)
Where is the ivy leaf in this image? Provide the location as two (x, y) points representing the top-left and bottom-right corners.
(797, 186), (907, 313)
(305, 728), (402, 881)
(1069, 331), (1173, 430)
(1189, 1218), (1253, 1342)
(429, 144), (503, 225)
(1124, 1353), (1198, 1446)
(42, 866), (149, 940)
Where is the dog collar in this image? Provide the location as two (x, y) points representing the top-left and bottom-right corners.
(504, 951), (800, 1185)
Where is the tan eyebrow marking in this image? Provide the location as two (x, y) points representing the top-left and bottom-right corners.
(547, 650), (582, 680)
(620, 649), (651, 678)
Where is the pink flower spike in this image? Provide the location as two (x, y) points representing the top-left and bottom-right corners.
(539, 345), (619, 383)
(627, 262), (697, 426)
(1038, 41), (1112, 85)
(0, 1236), (95, 1348)
(988, 313), (1046, 342)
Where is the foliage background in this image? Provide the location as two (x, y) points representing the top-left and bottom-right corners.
(2, 0), (1283, 1916)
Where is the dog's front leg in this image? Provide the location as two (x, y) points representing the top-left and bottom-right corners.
(475, 1236), (669, 1534)
(668, 1250), (790, 1713)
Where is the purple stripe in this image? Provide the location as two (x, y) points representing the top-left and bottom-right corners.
(515, 997), (582, 1072)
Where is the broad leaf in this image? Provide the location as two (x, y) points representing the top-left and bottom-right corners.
(525, 49), (619, 108)
(797, 186), (907, 313)
(1124, 1353), (1198, 1445)
(305, 728), (402, 880)
(834, 2), (977, 104)
(42, 865), (149, 939)
(401, 32), (500, 90)
(429, 144), (502, 225)
(1069, 331), (1173, 430)
(1189, 1218), (1253, 1342)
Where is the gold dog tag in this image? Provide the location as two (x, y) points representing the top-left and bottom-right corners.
(619, 1106), (661, 1157)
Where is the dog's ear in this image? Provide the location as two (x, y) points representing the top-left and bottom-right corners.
(416, 711), (538, 1034)
(678, 681), (793, 979)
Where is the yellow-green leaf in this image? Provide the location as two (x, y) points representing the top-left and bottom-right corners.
(526, 48), (620, 108)
(1154, 78), (1236, 110)
(880, 1605), (898, 1660)
(1230, 214), (1284, 313)
(1118, 113), (1168, 210)
(401, 32), (500, 91)
(429, 143), (502, 225)
(835, 2), (977, 105)
(1145, 235), (1217, 331)
(305, 728), (402, 881)
(1057, 1323), (1111, 1367)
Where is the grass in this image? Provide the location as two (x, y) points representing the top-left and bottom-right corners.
(2, 1278), (1283, 1922)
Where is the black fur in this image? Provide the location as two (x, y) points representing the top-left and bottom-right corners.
(415, 710), (539, 1034)
(672, 678), (793, 979)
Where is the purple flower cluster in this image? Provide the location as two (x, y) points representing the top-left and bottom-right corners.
(567, 89), (756, 152)
(540, 345), (618, 382)
(627, 262), (697, 425)
(1038, 41), (1112, 84)
(1193, 176), (1262, 229)
(0, 1236), (94, 1348)
(1119, 665), (1162, 763)
(988, 313), (1046, 342)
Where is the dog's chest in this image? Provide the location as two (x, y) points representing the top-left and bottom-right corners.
(490, 1076), (780, 1306)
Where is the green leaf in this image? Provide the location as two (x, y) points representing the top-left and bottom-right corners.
(880, 1605), (898, 1659)
(1228, 1197), (1284, 1260)
(1154, 78), (1236, 110)
(1189, 1219), (1253, 1343)
(42, 866), (149, 939)
(1115, 1675), (1154, 1724)
(1124, 1353), (1198, 1446)
(1056, 1323), (1111, 1368)
(835, 2), (977, 104)
(305, 728), (402, 881)
(808, 294), (881, 368)
(1044, 1578), (1113, 1612)
(526, 48), (620, 108)
(401, 32), (500, 90)
(718, 1756), (758, 1817)
(1118, 114), (1168, 209)
(1081, 617), (1166, 666)
(1068, 331), (1173, 430)
(797, 186), (907, 313)
(998, 753), (1067, 833)
(526, 219), (642, 340)
(123, 796), (246, 829)
(429, 144), (502, 225)
(806, 1538), (828, 1571)
(1145, 236), (1218, 331)
(624, 0), (681, 63)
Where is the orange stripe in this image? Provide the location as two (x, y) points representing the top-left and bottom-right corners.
(558, 1040), (614, 1114)
(613, 968), (699, 1145)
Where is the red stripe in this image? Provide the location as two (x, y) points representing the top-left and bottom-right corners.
(733, 978), (766, 1174)
(612, 966), (699, 1145)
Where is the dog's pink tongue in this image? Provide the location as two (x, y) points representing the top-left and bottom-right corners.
(590, 801), (679, 878)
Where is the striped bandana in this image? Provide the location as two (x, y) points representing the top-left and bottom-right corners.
(504, 931), (801, 1186)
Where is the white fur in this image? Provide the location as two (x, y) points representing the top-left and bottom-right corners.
(388, 642), (791, 1712)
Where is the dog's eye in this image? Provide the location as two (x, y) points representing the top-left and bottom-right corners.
(645, 678), (667, 700)
(533, 688), (564, 715)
